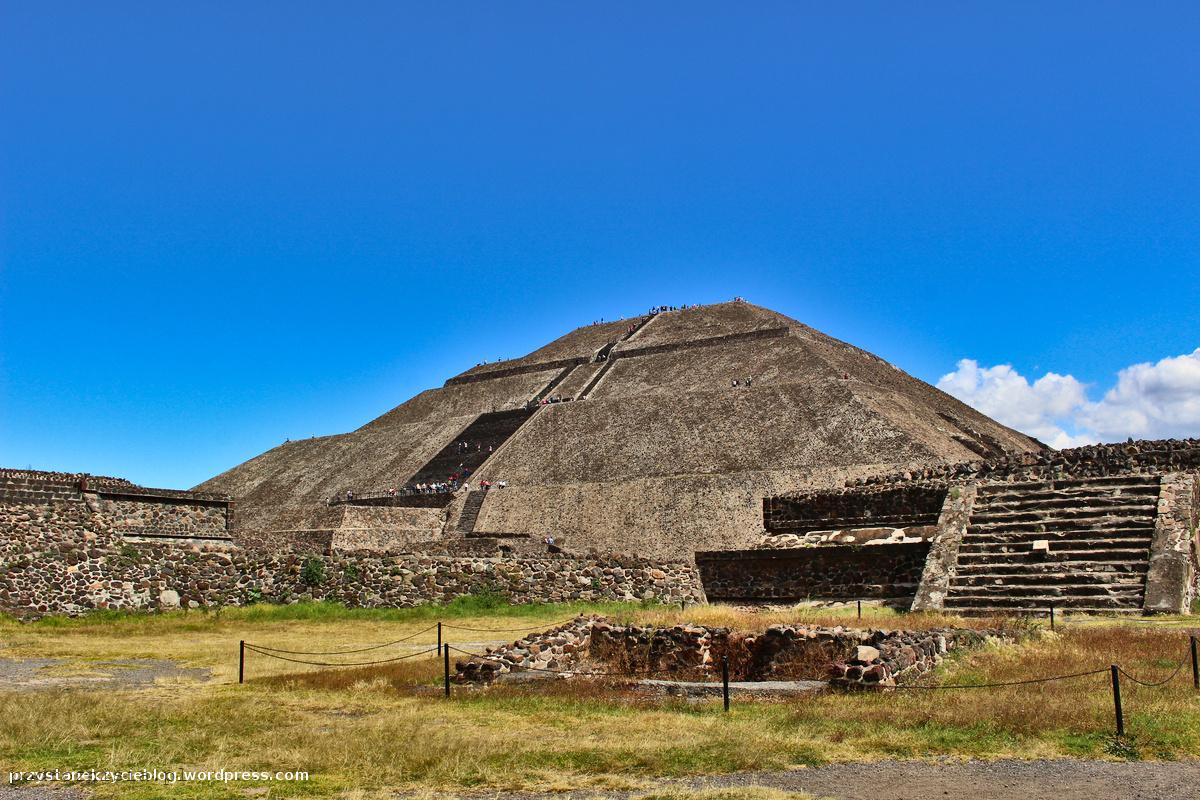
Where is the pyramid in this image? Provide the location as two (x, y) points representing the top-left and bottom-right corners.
(197, 301), (1044, 560)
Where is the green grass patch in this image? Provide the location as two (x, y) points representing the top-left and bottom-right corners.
(0, 598), (675, 632)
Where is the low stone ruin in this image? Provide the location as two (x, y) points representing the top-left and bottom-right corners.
(453, 616), (595, 683)
(454, 616), (1003, 689)
(826, 629), (987, 689)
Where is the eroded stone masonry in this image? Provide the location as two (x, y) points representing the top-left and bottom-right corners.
(0, 470), (701, 617)
(2, 439), (1198, 618)
(454, 615), (1004, 689)
(699, 439), (1200, 615)
(2, 303), (1197, 620)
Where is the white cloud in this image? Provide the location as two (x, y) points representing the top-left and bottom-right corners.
(936, 348), (1200, 449)
(1078, 349), (1200, 440)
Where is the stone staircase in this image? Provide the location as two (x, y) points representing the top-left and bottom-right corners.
(943, 475), (1160, 614)
(406, 408), (536, 487)
(532, 365), (575, 403)
(456, 490), (488, 534)
(623, 313), (657, 341)
(577, 357), (617, 399)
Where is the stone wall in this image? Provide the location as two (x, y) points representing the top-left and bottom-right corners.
(695, 542), (930, 603)
(0, 500), (702, 617)
(454, 617), (1001, 687)
(612, 325), (789, 360)
(329, 528), (446, 554)
(93, 496), (229, 537)
(827, 628), (989, 689)
(444, 357), (587, 386)
(0, 468), (232, 536)
(847, 438), (1200, 488)
(1144, 472), (1200, 614)
(0, 468), (136, 493)
(763, 484), (948, 534)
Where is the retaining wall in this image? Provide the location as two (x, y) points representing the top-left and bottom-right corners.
(0, 468), (233, 536)
(763, 484), (948, 534)
(0, 500), (702, 617)
(695, 542), (930, 603)
(847, 438), (1200, 488)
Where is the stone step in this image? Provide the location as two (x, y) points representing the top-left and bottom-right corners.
(961, 528), (1154, 547)
(947, 580), (1145, 598)
(945, 604), (1143, 616)
(944, 594), (1143, 610)
(975, 484), (1160, 504)
(959, 536), (1151, 554)
(945, 604), (1142, 618)
(956, 547), (1151, 565)
(954, 560), (1149, 577)
(455, 491), (488, 535)
(952, 571), (1147, 588)
(968, 515), (1155, 534)
(976, 476), (1161, 496)
(0, 490), (80, 503)
(973, 496), (1158, 517)
(970, 505), (1156, 524)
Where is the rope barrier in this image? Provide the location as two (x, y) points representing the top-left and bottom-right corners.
(892, 667), (1111, 691)
(244, 645), (439, 668)
(1117, 660), (1189, 687)
(440, 617), (582, 633)
(246, 623), (440, 656)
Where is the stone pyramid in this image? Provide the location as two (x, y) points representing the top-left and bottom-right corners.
(197, 301), (1044, 559)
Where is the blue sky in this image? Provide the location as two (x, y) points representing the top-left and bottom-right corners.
(2, 2), (1198, 488)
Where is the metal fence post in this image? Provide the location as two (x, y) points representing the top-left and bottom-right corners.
(1191, 636), (1198, 690)
(1049, 605), (1055, 631)
(444, 641), (451, 698)
(437, 621), (442, 657)
(722, 655), (730, 712)
(1110, 665), (1124, 737)
(857, 600), (862, 620)
(238, 640), (245, 684)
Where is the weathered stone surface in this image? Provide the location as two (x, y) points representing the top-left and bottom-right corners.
(195, 301), (1044, 561)
(455, 617), (1002, 687)
(696, 543), (929, 603)
(1144, 472), (1199, 614)
(0, 500), (703, 618)
(911, 483), (977, 611)
(854, 645), (881, 663)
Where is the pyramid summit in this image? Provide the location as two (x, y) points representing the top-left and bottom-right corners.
(197, 300), (1044, 559)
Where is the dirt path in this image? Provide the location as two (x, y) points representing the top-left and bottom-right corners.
(5, 759), (1198, 799)
(707, 759), (1200, 800)
(441, 759), (1200, 799)
(0, 658), (210, 691)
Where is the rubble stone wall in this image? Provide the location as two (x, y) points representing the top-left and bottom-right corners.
(696, 542), (930, 603)
(827, 628), (990, 689)
(764, 484), (948, 534)
(93, 496), (229, 536)
(846, 438), (1200, 488)
(0, 501), (702, 617)
(454, 618), (1000, 687)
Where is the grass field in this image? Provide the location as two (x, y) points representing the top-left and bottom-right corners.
(1, 600), (1198, 799)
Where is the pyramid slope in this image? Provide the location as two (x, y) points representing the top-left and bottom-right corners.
(198, 301), (1044, 554)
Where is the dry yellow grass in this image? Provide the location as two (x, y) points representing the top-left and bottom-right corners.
(2, 602), (1198, 799)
